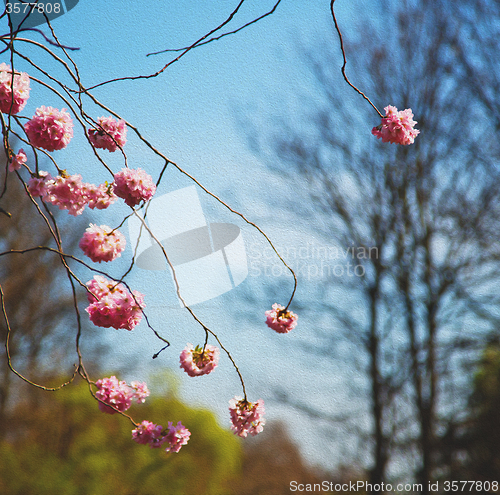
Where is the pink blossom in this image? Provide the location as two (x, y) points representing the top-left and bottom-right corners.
(9, 148), (27, 172)
(27, 170), (52, 197)
(112, 168), (156, 207)
(27, 171), (117, 215)
(24, 106), (74, 151)
(95, 376), (133, 414)
(0, 63), (30, 114)
(85, 275), (145, 331)
(130, 381), (150, 404)
(132, 421), (166, 448)
(179, 343), (220, 377)
(265, 303), (298, 334)
(95, 376), (149, 414)
(89, 116), (127, 152)
(372, 105), (419, 145)
(86, 274), (117, 300)
(79, 224), (126, 263)
(164, 421), (191, 453)
(229, 396), (265, 438)
(132, 420), (190, 452)
(86, 182), (117, 210)
(45, 173), (89, 216)
(27, 170), (90, 215)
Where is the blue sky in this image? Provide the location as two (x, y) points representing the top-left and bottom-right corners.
(2, 0), (385, 471)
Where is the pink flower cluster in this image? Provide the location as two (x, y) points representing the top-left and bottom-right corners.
(24, 106), (74, 151)
(130, 380), (149, 403)
(0, 63), (30, 114)
(229, 396), (265, 438)
(113, 168), (156, 207)
(44, 173), (90, 216)
(79, 224), (126, 263)
(163, 421), (191, 453)
(86, 182), (117, 210)
(132, 420), (164, 447)
(27, 171), (117, 215)
(27, 170), (51, 196)
(89, 116), (127, 152)
(132, 420), (191, 453)
(8, 63), (199, 458)
(85, 275), (145, 331)
(265, 303), (298, 334)
(179, 343), (220, 377)
(8, 148), (27, 172)
(95, 375), (150, 414)
(372, 105), (419, 145)
(27, 172), (88, 216)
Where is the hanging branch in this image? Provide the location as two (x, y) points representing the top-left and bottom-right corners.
(0, 3), (297, 450)
(330, 0), (383, 118)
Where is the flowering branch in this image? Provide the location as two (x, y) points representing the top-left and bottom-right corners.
(0, 6), (298, 456)
(330, 0), (420, 144)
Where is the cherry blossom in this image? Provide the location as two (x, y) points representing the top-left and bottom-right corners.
(24, 106), (74, 151)
(130, 381), (150, 403)
(179, 343), (220, 377)
(0, 63), (30, 114)
(79, 224), (126, 263)
(95, 376), (133, 414)
(131, 420), (190, 452)
(164, 421), (191, 453)
(85, 275), (145, 331)
(44, 173), (89, 216)
(372, 105), (420, 145)
(112, 167), (156, 207)
(265, 303), (298, 334)
(229, 396), (265, 438)
(86, 182), (117, 210)
(27, 170), (119, 215)
(27, 171), (52, 197)
(89, 116), (127, 152)
(95, 376), (149, 415)
(27, 171), (89, 215)
(132, 421), (166, 447)
(9, 149), (27, 172)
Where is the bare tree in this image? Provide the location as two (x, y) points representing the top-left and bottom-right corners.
(244, 0), (500, 488)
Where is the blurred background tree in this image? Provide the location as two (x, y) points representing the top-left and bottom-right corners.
(234, 422), (330, 495)
(242, 0), (500, 489)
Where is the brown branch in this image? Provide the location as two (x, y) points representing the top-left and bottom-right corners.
(330, 0), (383, 118)
(82, 0), (249, 91)
(147, 0), (283, 56)
(1, 282), (79, 391)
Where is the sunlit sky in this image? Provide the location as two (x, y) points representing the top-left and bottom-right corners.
(2, 0), (386, 471)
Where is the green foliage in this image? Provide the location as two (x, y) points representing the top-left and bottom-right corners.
(474, 346), (500, 400)
(465, 344), (500, 477)
(0, 378), (242, 495)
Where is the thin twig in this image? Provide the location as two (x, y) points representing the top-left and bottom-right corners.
(147, 0), (282, 56)
(330, 0), (383, 118)
(81, 0), (249, 91)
